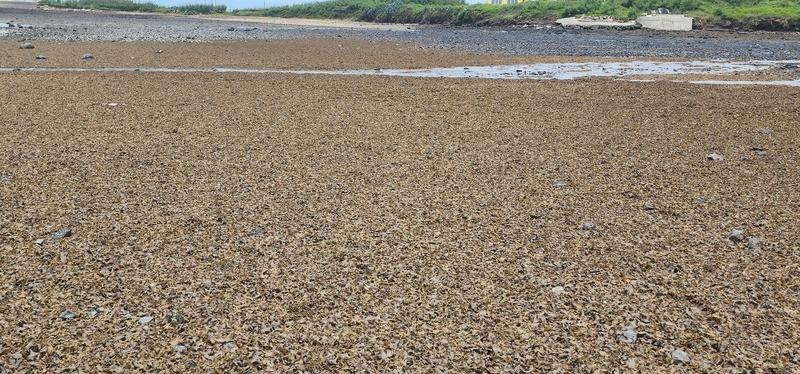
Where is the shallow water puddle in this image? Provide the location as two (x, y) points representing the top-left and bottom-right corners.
(2, 60), (799, 86)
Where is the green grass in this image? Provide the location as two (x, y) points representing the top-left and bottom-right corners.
(232, 0), (800, 29)
(38, 0), (226, 14)
(38, 0), (800, 30)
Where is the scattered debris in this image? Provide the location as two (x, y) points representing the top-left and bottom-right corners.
(747, 237), (761, 249)
(59, 310), (75, 321)
(620, 325), (638, 343)
(166, 310), (186, 325)
(19, 42), (34, 49)
(51, 228), (72, 240)
(671, 349), (690, 364)
(707, 152), (724, 161)
(728, 229), (745, 243)
(87, 305), (103, 318)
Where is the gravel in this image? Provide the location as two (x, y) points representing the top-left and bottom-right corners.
(2, 4), (800, 60)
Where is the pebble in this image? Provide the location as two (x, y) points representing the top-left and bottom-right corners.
(747, 237), (761, 249)
(0, 174), (11, 182)
(706, 152), (724, 161)
(642, 203), (656, 211)
(174, 343), (189, 353)
(156, 49), (163, 53)
(34, 238), (45, 246)
(82, 53), (95, 60)
(138, 315), (154, 325)
(35, 55), (46, 60)
(728, 229), (745, 243)
(19, 42), (34, 49)
(751, 147), (767, 156)
(550, 286), (565, 296)
(222, 341), (237, 351)
(552, 180), (567, 188)
(671, 349), (690, 364)
(59, 310), (75, 321)
(757, 127), (773, 134)
(88, 305), (103, 318)
(166, 310), (186, 324)
(51, 228), (72, 239)
(252, 225), (266, 235)
(581, 222), (596, 231)
(620, 325), (638, 343)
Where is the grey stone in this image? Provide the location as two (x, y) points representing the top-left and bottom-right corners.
(88, 305), (103, 318)
(728, 229), (745, 243)
(747, 237), (761, 249)
(0, 174), (11, 182)
(751, 147), (767, 156)
(671, 349), (690, 364)
(642, 203), (656, 211)
(51, 228), (72, 239)
(581, 222), (596, 231)
(166, 310), (186, 325)
(174, 343), (189, 353)
(19, 42), (34, 49)
(82, 53), (95, 60)
(707, 152), (724, 161)
(59, 310), (75, 321)
(620, 325), (638, 343)
(34, 238), (45, 246)
(550, 286), (565, 296)
(252, 225), (266, 235)
(222, 341), (237, 351)
(35, 55), (46, 60)
(138, 315), (154, 325)
(552, 180), (567, 188)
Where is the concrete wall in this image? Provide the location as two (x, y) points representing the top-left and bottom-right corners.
(637, 15), (693, 31)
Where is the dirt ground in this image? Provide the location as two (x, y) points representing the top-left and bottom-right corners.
(1, 55), (799, 371)
(0, 39), (655, 70)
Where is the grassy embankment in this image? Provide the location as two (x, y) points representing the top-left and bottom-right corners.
(38, 0), (226, 14)
(38, 0), (800, 30)
(233, 0), (800, 30)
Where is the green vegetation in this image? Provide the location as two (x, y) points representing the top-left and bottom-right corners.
(38, 0), (226, 14)
(38, 0), (800, 30)
(232, 0), (800, 30)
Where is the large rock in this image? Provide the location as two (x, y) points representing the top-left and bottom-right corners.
(637, 15), (693, 31)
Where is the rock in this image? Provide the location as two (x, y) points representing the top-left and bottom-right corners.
(174, 343), (189, 353)
(706, 152), (724, 161)
(34, 238), (45, 246)
(620, 325), (638, 343)
(88, 305), (103, 318)
(138, 315), (154, 325)
(222, 341), (237, 351)
(642, 203), (656, 211)
(35, 55), (46, 60)
(751, 147), (767, 156)
(728, 229), (745, 243)
(19, 42), (34, 49)
(747, 237), (761, 249)
(252, 225), (266, 235)
(671, 349), (690, 364)
(757, 127), (773, 135)
(166, 310), (186, 325)
(156, 49), (163, 53)
(0, 174), (11, 182)
(51, 228), (72, 240)
(552, 180), (567, 188)
(581, 222), (596, 231)
(59, 310), (75, 321)
(551, 286), (565, 296)
(82, 53), (95, 60)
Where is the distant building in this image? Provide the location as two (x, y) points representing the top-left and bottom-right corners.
(486, 0), (527, 4)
